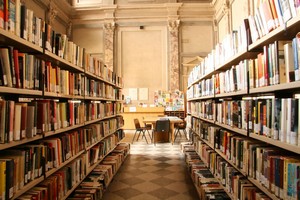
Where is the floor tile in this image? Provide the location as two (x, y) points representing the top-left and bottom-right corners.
(102, 130), (199, 200)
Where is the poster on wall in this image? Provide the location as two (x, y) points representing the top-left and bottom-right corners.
(139, 88), (148, 100)
(128, 88), (138, 100)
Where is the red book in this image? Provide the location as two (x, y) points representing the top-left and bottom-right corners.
(69, 102), (74, 126)
(13, 49), (20, 88)
(3, 0), (8, 30)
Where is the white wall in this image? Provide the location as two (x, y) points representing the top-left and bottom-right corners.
(118, 26), (167, 104)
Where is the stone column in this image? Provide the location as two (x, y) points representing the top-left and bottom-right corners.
(168, 19), (180, 91)
(103, 22), (115, 72)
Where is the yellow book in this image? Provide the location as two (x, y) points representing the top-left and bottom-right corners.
(0, 160), (6, 200)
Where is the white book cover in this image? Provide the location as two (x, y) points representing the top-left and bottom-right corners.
(13, 104), (21, 141)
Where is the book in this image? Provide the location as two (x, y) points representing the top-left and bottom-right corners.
(8, 0), (15, 34)
(284, 42), (295, 82)
(0, 0), (4, 29)
(13, 103), (21, 141)
(0, 47), (12, 87)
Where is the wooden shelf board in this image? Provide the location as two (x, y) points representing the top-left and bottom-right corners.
(43, 51), (84, 73)
(215, 49), (254, 72)
(46, 150), (85, 178)
(84, 96), (112, 101)
(249, 15), (300, 51)
(44, 124), (84, 137)
(199, 117), (215, 124)
(61, 178), (85, 200)
(0, 87), (42, 96)
(249, 133), (300, 154)
(11, 176), (45, 200)
(215, 122), (248, 136)
(247, 177), (280, 200)
(0, 135), (43, 151)
(249, 81), (300, 94)
(215, 89), (248, 98)
(0, 29), (43, 53)
(199, 137), (214, 149)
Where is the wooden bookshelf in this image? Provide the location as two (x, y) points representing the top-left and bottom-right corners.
(187, 9), (300, 199)
(0, 87), (42, 96)
(11, 176), (45, 200)
(215, 89), (248, 98)
(249, 81), (300, 94)
(214, 149), (247, 177)
(0, 29), (43, 53)
(215, 122), (248, 136)
(249, 133), (300, 154)
(247, 177), (280, 200)
(45, 149), (85, 178)
(0, 135), (43, 151)
(0, 13), (125, 200)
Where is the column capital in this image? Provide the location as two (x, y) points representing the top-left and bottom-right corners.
(168, 20), (180, 32)
(47, 1), (58, 26)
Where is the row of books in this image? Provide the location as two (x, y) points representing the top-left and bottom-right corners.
(69, 143), (129, 200)
(0, 98), (123, 144)
(191, 96), (300, 147)
(188, 3), (300, 87)
(189, 33), (300, 98)
(1, 1), (43, 47)
(83, 117), (124, 149)
(192, 122), (300, 200)
(84, 77), (118, 99)
(0, 146), (46, 200)
(0, 47), (123, 99)
(0, 126), (125, 200)
(190, 101), (215, 121)
(250, 0), (300, 44)
(183, 143), (256, 200)
(0, 47), (43, 89)
(248, 97), (300, 146)
(187, 77), (214, 99)
(87, 135), (117, 168)
(15, 154), (86, 200)
(247, 37), (299, 89)
(215, 60), (248, 94)
(45, 62), (84, 96)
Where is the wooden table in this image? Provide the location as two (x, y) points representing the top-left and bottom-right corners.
(143, 116), (183, 144)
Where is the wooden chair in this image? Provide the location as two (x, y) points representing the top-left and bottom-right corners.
(174, 120), (188, 141)
(132, 118), (152, 144)
(153, 118), (170, 146)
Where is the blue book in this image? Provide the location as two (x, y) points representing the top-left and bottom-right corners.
(292, 37), (299, 81)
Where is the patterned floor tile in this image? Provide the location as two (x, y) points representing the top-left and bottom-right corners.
(128, 193), (160, 200)
(147, 187), (179, 199)
(120, 176), (145, 186)
(150, 176), (177, 186)
(131, 181), (161, 193)
(111, 187), (143, 199)
(102, 130), (199, 200)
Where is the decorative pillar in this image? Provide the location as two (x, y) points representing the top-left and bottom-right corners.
(168, 19), (180, 91)
(103, 22), (115, 72)
(47, 1), (58, 26)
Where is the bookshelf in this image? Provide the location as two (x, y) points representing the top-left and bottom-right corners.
(0, 3), (127, 200)
(187, 2), (300, 199)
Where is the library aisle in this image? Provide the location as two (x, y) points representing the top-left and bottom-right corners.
(102, 130), (199, 200)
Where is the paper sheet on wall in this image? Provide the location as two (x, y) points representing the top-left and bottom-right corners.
(139, 88), (148, 100)
(128, 88), (138, 100)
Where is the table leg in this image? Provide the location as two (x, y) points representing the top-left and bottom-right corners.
(170, 123), (175, 144)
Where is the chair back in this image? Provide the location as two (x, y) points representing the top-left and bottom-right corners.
(134, 118), (141, 129)
(178, 120), (187, 129)
(155, 119), (170, 132)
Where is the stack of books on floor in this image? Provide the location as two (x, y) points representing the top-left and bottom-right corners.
(182, 143), (231, 200)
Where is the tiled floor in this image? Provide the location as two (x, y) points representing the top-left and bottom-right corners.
(102, 130), (199, 200)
